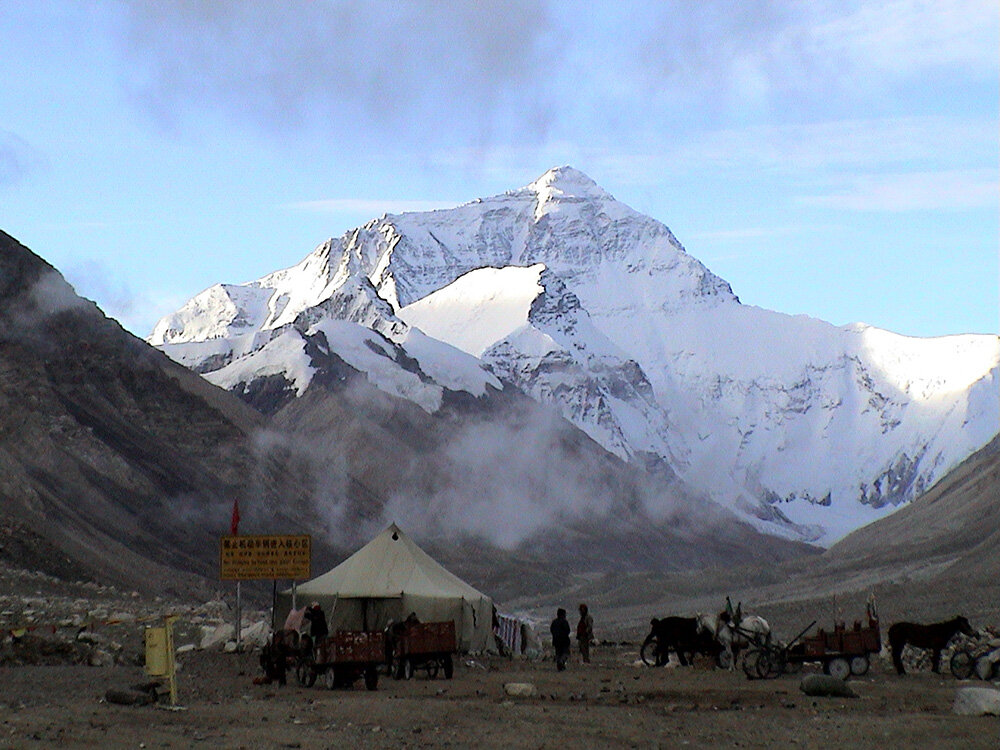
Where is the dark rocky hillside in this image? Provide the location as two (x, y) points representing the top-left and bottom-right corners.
(0, 230), (817, 608)
(0, 230), (319, 596)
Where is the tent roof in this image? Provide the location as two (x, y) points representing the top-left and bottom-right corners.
(294, 523), (489, 601)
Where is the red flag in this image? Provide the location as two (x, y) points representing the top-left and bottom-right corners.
(230, 499), (240, 536)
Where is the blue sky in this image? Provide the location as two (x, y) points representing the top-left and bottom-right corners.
(1, 1), (997, 338)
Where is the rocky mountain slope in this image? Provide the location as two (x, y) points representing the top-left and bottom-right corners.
(0, 230), (324, 596)
(0, 230), (816, 603)
(150, 167), (1000, 545)
(556, 434), (1000, 635)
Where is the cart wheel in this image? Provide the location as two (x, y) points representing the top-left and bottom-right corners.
(849, 655), (870, 676)
(825, 657), (850, 681)
(762, 650), (786, 679)
(324, 668), (337, 690)
(974, 656), (997, 681)
(403, 658), (414, 681)
(443, 654), (454, 679)
(950, 650), (974, 679)
(639, 640), (659, 667)
(742, 649), (762, 679)
(427, 660), (440, 679)
(295, 660), (317, 688)
(364, 666), (379, 691)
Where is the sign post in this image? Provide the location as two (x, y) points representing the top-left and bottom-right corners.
(220, 535), (312, 581)
(230, 501), (241, 650)
(145, 615), (179, 706)
(220, 535), (311, 637)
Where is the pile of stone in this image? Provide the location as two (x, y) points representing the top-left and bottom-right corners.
(899, 626), (1000, 674)
(943, 626), (1000, 674)
(0, 628), (123, 667)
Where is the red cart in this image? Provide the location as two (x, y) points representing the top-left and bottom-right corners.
(744, 615), (882, 680)
(391, 621), (457, 680)
(297, 630), (384, 690)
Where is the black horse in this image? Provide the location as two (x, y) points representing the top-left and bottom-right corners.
(887, 615), (974, 675)
(641, 616), (720, 667)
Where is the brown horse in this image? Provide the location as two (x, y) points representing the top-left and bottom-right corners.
(887, 616), (974, 675)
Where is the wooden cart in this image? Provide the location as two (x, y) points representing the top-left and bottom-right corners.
(298, 630), (384, 690)
(744, 616), (882, 680)
(391, 621), (457, 680)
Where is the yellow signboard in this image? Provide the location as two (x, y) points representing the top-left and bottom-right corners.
(220, 535), (311, 580)
(145, 626), (168, 676)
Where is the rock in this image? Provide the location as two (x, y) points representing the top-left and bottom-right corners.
(176, 643), (196, 655)
(223, 640), (238, 653)
(240, 620), (269, 648)
(800, 674), (858, 698)
(200, 623), (235, 650)
(105, 689), (155, 706)
(953, 687), (1000, 716)
(88, 649), (114, 667)
(503, 682), (536, 698)
(77, 630), (107, 646)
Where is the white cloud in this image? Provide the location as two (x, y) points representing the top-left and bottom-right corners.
(811, 0), (999, 75)
(629, 1), (998, 120)
(797, 169), (999, 211)
(668, 116), (994, 172)
(63, 259), (189, 336)
(118, 0), (556, 147)
(432, 115), (994, 193)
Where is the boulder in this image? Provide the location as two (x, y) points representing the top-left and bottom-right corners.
(105, 689), (155, 706)
(88, 649), (114, 667)
(200, 623), (235, 650)
(800, 674), (858, 698)
(503, 682), (537, 698)
(77, 630), (107, 646)
(953, 687), (1000, 716)
(240, 620), (270, 648)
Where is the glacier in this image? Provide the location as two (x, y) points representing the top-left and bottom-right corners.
(149, 166), (1000, 545)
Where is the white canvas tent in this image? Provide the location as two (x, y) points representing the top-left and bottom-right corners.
(276, 524), (495, 652)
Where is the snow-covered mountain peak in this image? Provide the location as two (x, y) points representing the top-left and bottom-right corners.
(522, 166), (613, 212)
(149, 170), (1000, 546)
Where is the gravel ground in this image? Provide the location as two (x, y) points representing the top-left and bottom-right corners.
(1, 642), (998, 749)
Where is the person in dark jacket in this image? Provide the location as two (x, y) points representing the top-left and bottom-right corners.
(577, 603), (594, 664)
(550, 608), (571, 671)
(302, 602), (329, 642)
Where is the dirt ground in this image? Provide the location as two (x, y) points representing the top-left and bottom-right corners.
(1, 644), (997, 750)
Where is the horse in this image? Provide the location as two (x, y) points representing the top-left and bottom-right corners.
(696, 611), (771, 670)
(259, 628), (299, 685)
(641, 616), (720, 667)
(887, 616), (974, 675)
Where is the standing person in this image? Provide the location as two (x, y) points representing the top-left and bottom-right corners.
(302, 601), (329, 647)
(577, 603), (594, 664)
(550, 608), (571, 671)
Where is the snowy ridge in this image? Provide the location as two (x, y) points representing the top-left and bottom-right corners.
(149, 166), (1000, 545)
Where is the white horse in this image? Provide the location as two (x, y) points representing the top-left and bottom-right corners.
(696, 611), (771, 670)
